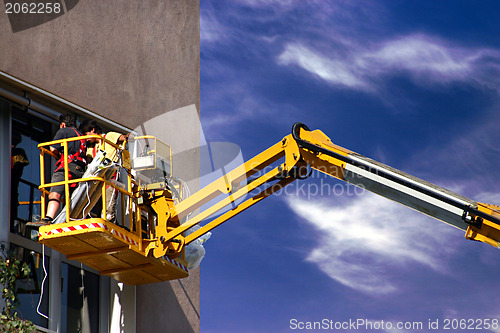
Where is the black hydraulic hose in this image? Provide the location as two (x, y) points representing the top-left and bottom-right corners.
(291, 123), (500, 227)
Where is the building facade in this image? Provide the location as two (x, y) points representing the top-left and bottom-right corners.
(0, 1), (200, 332)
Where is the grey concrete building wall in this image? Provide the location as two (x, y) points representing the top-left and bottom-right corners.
(0, 0), (200, 129)
(0, 1), (200, 332)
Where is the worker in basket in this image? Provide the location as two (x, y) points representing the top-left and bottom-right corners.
(27, 113), (87, 227)
(79, 119), (130, 222)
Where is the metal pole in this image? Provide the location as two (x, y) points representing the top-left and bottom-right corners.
(0, 100), (11, 245)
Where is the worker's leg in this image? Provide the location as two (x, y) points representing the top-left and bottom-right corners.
(105, 186), (117, 222)
(27, 170), (66, 226)
(45, 170), (66, 220)
(46, 192), (62, 219)
(26, 191), (60, 226)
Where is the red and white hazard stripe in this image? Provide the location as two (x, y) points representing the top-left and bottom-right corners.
(40, 222), (138, 247)
(162, 255), (188, 272)
(41, 222), (105, 236)
(109, 228), (139, 246)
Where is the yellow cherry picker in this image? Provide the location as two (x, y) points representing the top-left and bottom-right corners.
(34, 123), (500, 285)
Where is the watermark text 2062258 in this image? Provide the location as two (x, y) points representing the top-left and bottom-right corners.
(5, 2), (62, 14)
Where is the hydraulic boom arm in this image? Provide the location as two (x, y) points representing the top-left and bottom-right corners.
(149, 123), (500, 259)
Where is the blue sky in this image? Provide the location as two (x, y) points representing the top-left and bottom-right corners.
(199, 1), (500, 332)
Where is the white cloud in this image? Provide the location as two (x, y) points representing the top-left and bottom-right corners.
(475, 192), (500, 206)
(278, 34), (500, 92)
(369, 36), (468, 75)
(236, 0), (296, 8)
(200, 11), (227, 43)
(286, 192), (460, 295)
(278, 43), (368, 90)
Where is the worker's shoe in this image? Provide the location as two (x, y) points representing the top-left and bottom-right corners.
(26, 216), (53, 227)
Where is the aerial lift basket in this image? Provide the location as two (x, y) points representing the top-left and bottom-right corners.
(36, 135), (189, 285)
(38, 219), (188, 285)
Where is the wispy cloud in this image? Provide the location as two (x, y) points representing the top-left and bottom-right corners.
(278, 43), (368, 90)
(286, 192), (459, 295)
(367, 35), (471, 80)
(200, 8), (228, 43)
(235, 0), (297, 8)
(278, 34), (500, 93)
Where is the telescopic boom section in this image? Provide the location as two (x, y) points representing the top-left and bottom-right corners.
(155, 123), (500, 257)
(290, 123), (500, 247)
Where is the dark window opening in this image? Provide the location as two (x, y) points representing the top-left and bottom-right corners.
(11, 108), (53, 239)
(11, 243), (50, 328)
(61, 263), (100, 333)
